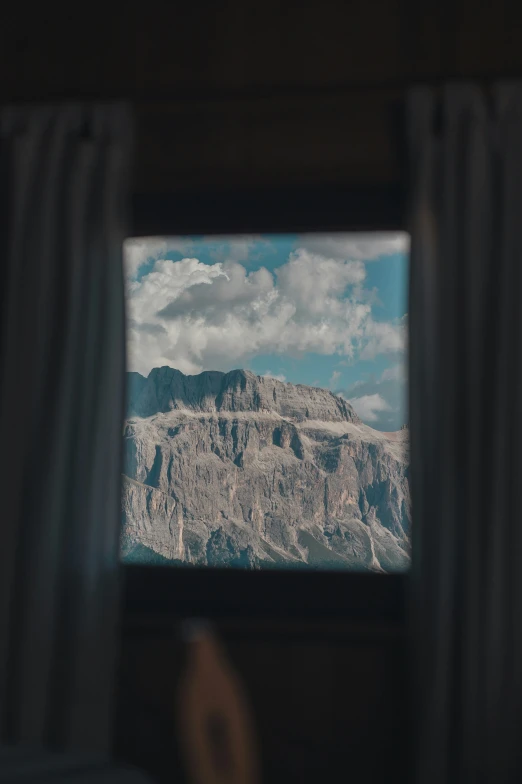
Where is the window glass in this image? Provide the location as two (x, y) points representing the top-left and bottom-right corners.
(122, 233), (410, 571)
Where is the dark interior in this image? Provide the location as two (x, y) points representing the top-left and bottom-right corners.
(4, 3), (522, 782)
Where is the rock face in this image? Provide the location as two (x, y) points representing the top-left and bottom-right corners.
(128, 366), (361, 423)
(121, 367), (411, 572)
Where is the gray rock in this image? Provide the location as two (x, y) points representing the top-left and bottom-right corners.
(122, 368), (411, 572)
(127, 366), (361, 423)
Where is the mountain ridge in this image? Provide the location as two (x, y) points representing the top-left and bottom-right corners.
(127, 365), (362, 424)
(122, 366), (410, 572)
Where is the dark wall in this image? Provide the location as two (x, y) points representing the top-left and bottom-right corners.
(4, 1), (522, 197)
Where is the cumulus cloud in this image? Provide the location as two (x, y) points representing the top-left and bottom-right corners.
(206, 235), (274, 263)
(329, 370), (341, 389)
(276, 249), (366, 315)
(337, 361), (407, 431)
(379, 364), (405, 382)
(360, 319), (406, 359)
(349, 393), (392, 422)
(263, 370), (287, 382)
(158, 263), (274, 322)
(124, 238), (169, 279)
(296, 232), (409, 262)
(124, 235), (271, 280)
(124, 232), (408, 283)
(125, 244), (407, 377)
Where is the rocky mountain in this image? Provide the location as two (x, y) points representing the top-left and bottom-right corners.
(122, 367), (411, 571)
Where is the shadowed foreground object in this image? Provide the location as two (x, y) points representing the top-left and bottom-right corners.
(177, 622), (260, 784)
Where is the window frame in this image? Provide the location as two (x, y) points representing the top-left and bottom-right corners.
(124, 183), (408, 622)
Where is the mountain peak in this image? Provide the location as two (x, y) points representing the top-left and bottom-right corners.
(127, 365), (361, 424)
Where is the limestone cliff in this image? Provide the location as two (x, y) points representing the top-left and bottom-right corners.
(121, 367), (410, 571)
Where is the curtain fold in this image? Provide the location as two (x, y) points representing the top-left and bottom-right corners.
(0, 104), (132, 752)
(408, 83), (522, 782)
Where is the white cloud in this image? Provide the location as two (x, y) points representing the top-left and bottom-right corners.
(336, 360), (407, 431)
(276, 249), (366, 315)
(158, 263), (274, 320)
(329, 370), (341, 389)
(206, 235), (274, 263)
(296, 232), (409, 262)
(125, 244), (407, 376)
(360, 319), (406, 359)
(263, 370), (286, 382)
(124, 238), (168, 279)
(379, 364), (405, 383)
(124, 235), (272, 281)
(348, 393), (392, 422)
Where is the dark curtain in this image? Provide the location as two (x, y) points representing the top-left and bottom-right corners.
(0, 105), (132, 753)
(408, 84), (522, 782)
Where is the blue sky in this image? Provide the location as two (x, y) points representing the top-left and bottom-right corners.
(124, 233), (409, 430)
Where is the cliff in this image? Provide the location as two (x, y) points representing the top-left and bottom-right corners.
(122, 368), (410, 571)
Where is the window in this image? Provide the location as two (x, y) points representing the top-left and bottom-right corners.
(122, 232), (409, 573)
